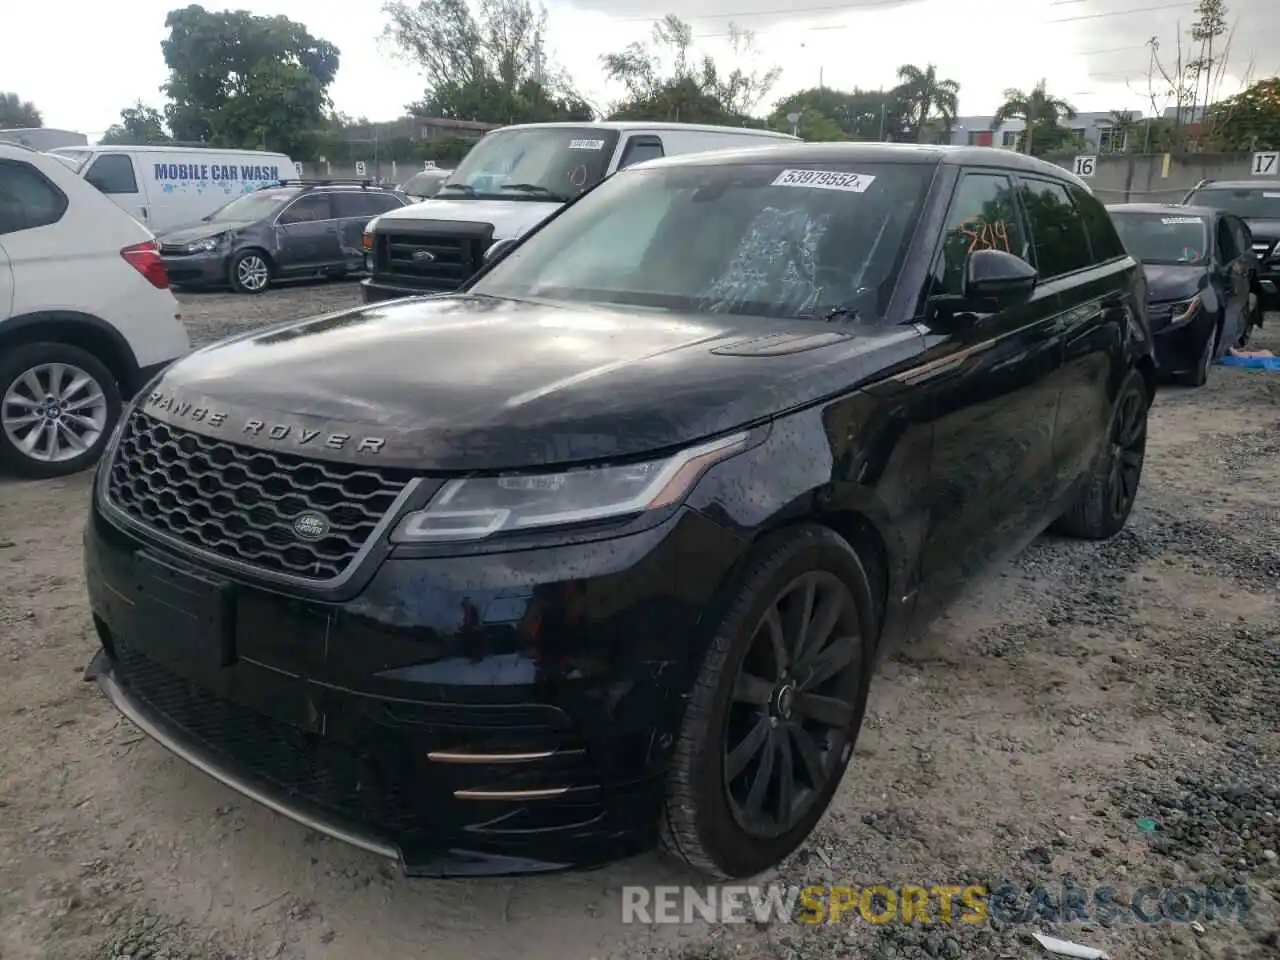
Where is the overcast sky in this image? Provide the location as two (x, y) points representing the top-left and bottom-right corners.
(2, 0), (1277, 138)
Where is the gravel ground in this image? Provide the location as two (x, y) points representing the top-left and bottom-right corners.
(1, 283), (1277, 960)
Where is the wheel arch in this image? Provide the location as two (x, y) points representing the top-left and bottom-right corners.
(0, 311), (141, 394)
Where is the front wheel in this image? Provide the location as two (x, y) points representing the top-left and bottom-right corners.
(0, 342), (122, 479)
(1181, 319), (1218, 387)
(229, 250), (272, 294)
(1052, 368), (1149, 541)
(660, 525), (876, 879)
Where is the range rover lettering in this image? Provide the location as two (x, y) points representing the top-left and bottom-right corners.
(84, 143), (1155, 880)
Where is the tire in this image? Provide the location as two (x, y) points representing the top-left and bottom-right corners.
(0, 342), (123, 479)
(1181, 319), (1218, 388)
(229, 250), (272, 294)
(1052, 368), (1148, 541)
(660, 524), (877, 879)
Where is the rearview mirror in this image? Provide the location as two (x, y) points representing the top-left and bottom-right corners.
(484, 238), (516, 263)
(962, 249), (1038, 307)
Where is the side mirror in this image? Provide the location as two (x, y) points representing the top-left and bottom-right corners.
(962, 249), (1038, 307)
(484, 238), (516, 263)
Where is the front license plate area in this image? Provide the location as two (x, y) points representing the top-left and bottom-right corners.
(132, 551), (235, 669)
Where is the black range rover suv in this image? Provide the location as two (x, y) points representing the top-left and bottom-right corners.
(83, 143), (1155, 880)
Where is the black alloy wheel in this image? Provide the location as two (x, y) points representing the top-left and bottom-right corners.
(1107, 384), (1147, 522)
(1052, 368), (1149, 541)
(660, 525), (876, 879)
(724, 571), (862, 839)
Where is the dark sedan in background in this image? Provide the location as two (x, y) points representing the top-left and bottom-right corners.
(1183, 179), (1280, 307)
(1108, 202), (1261, 386)
(157, 180), (410, 294)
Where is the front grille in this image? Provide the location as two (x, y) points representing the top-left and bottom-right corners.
(374, 230), (490, 292)
(106, 411), (410, 581)
(113, 640), (427, 833)
(159, 243), (190, 256)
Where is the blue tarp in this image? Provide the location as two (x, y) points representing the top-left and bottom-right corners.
(1217, 354), (1280, 370)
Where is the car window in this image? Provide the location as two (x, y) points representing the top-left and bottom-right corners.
(1070, 185), (1126, 262)
(0, 159), (69, 234)
(402, 172), (446, 196)
(331, 191), (399, 219)
(1019, 178), (1093, 278)
(473, 160), (935, 321)
(1229, 216), (1252, 257)
(85, 154), (138, 195)
(1110, 212), (1207, 265)
(278, 193), (331, 224)
(933, 171), (1029, 296)
(1216, 216), (1240, 263)
(1185, 186), (1280, 219)
(618, 137), (665, 170)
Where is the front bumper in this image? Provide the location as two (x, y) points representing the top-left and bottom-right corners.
(161, 250), (228, 288)
(83, 492), (744, 876)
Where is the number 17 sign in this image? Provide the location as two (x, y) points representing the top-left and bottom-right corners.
(1253, 152), (1279, 176)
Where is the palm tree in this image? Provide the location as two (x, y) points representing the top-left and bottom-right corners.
(991, 80), (1077, 155)
(0, 92), (43, 129)
(894, 64), (960, 143)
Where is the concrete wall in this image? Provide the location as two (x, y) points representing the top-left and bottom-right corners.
(298, 153), (1265, 199)
(1041, 152), (1261, 203)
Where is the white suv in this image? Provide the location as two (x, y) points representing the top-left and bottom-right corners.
(0, 142), (189, 478)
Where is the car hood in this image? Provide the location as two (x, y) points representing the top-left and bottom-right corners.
(159, 220), (256, 243)
(371, 197), (561, 242)
(1144, 264), (1205, 302)
(137, 295), (923, 472)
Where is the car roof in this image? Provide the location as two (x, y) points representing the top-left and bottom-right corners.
(634, 141), (1088, 181)
(1191, 180), (1280, 190)
(55, 145), (291, 157)
(1106, 202), (1223, 218)
(494, 120), (799, 140)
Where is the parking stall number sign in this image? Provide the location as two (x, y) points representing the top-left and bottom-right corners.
(1073, 155), (1097, 178)
(1253, 151), (1279, 176)
(354, 160), (367, 177)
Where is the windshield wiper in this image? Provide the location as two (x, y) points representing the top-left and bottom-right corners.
(437, 183), (476, 196)
(822, 306), (862, 323)
(500, 183), (569, 201)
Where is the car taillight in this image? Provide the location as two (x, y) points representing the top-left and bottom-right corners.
(121, 239), (170, 289)
(362, 231), (374, 251)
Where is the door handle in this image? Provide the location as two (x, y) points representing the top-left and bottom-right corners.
(141, 206), (149, 221)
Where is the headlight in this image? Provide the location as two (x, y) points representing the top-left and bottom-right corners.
(391, 432), (750, 543)
(1168, 294), (1200, 327)
(186, 235), (221, 253)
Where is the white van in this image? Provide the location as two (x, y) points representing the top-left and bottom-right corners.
(46, 145), (297, 233)
(360, 121), (799, 302)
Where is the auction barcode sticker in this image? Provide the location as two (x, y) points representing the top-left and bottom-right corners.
(1264, 192), (1280, 198)
(1161, 216), (1202, 224)
(569, 139), (606, 150)
(772, 169), (876, 192)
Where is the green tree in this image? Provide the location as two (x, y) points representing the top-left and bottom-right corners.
(1187, 0), (1230, 118)
(385, 0), (593, 124)
(769, 87), (907, 141)
(0, 92), (43, 129)
(100, 102), (171, 145)
(893, 63), (960, 142)
(1206, 76), (1280, 150)
(992, 80), (1078, 156)
(160, 4), (339, 157)
(601, 14), (779, 123)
